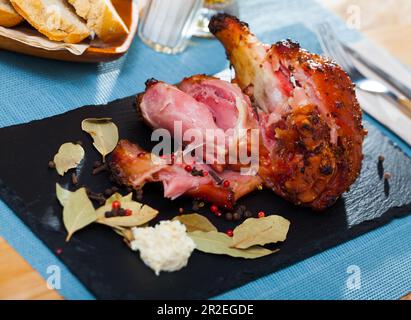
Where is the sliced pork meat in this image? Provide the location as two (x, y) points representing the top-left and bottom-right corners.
(178, 74), (256, 131)
(139, 78), (222, 138)
(138, 76), (258, 172)
(209, 14), (366, 209)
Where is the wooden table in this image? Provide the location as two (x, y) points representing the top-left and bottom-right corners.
(0, 237), (61, 299)
(0, 0), (410, 300)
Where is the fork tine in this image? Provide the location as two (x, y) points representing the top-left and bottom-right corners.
(316, 22), (366, 83)
(321, 22), (356, 73)
(316, 23), (347, 69)
(316, 22), (352, 72)
(315, 23), (331, 57)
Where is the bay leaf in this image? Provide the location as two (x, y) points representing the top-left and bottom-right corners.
(173, 213), (217, 232)
(105, 192), (133, 205)
(112, 226), (134, 242)
(81, 118), (119, 162)
(56, 183), (72, 207)
(62, 187), (97, 242)
(53, 142), (84, 176)
(188, 231), (275, 259)
(231, 215), (290, 249)
(96, 202), (158, 228)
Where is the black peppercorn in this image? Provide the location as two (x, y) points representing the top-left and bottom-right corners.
(233, 212), (241, 221)
(192, 200), (199, 211)
(237, 205), (246, 214)
(225, 212), (233, 221)
(105, 211), (113, 218)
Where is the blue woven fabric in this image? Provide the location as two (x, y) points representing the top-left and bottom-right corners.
(0, 0), (410, 300)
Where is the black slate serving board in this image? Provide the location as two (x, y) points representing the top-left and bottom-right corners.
(0, 96), (411, 299)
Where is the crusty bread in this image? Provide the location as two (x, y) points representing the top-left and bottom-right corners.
(68, 0), (128, 42)
(0, 0), (23, 27)
(10, 0), (90, 43)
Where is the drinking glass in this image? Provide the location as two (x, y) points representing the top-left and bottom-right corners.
(193, 0), (239, 38)
(138, 0), (204, 54)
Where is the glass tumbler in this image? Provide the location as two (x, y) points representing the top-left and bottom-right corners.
(193, 0), (239, 38)
(138, 0), (204, 54)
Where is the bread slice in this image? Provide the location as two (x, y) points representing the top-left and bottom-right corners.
(68, 0), (128, 42)
(0, 0), (23, 27)
(10, 0), (90, 43)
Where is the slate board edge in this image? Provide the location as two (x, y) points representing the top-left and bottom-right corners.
(1, 174), (410, 299)
(0, 95), (135, 132)
(1, 95), (411, 299)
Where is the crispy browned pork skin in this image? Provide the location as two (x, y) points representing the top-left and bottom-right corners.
(111, 15), (365, 211)
(209, 14), (366, 209)
(111, 140), (262, 209)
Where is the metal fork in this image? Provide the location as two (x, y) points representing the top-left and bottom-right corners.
(316, 22), (411, 117)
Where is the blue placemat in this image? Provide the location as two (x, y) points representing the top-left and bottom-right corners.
(0, 0), (410, 300)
